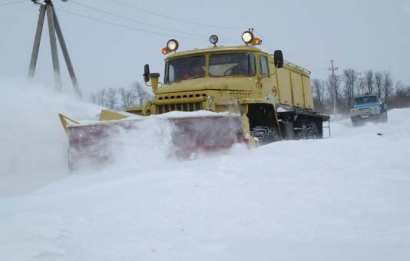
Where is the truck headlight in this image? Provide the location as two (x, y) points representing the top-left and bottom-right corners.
(167, 39), (179, 52)
(242, 31), (254, 44)
(372, 107), (380, 114)
(209, 35), (219, 46)
(351, 109), (357, 116)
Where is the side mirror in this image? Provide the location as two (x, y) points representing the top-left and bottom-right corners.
(274, 50), (284, 68)
(143, 64), (150, 83)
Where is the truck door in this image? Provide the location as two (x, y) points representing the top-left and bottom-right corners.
(258, 54), (275, 102)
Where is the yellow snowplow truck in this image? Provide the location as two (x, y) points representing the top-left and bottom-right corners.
(59, 31), (329, 169)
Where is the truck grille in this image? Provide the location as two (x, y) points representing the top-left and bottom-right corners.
(358, 108), (371, 115)
(156, 102), (202, 113)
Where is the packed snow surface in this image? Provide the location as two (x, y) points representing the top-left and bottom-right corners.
(1, 80), (410, 261)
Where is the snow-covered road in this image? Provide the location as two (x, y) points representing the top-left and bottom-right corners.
(1, 80), (410, 261)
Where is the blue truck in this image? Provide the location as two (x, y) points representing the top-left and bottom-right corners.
(350, 94), (388, 126)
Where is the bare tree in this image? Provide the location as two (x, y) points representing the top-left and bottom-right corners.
(118, 87), (134, 109)
(312, 79), (325, 111)
(93, 89), (107, 107)
(364, 70), (374, 94)
(90, 93), (97, 104)
(130, 81), (153, 106)
(374, 71), (383, 98)
(343, 69), (357, 106)
(383, 71), (393, 102)
(106, 88), (118, 110)
(356, 72), (366, 95)
(395, 80), (404, 96)
(326, 74), (342, 112)
(392, 82), (410, 108)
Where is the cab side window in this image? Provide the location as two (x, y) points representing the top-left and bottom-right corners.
(259, 55), (269, 77)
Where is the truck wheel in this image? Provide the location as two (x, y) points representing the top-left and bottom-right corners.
(250, 126), (276, 145)
(304, 122), (320, 139)
(351, 119), (359, 127)
(381, 112), (388, 123)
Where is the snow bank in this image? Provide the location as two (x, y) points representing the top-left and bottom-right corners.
(0, 78), (101, 196)
(1, 85), (410, 261)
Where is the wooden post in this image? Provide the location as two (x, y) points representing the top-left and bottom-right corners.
(46, 1), (62, 91)
(28, 5), (46, 78)
(52, 7), (82, 98)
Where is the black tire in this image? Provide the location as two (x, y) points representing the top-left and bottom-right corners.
(295, 122), (320, 140)
(250, 126), (276, 145)
(303, 122), (320, 139)
(381, 112), (388, 123)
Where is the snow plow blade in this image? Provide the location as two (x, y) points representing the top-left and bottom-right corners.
(59, 113), (244, 170)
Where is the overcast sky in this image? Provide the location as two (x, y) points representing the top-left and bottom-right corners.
(1, 0), (409, 98)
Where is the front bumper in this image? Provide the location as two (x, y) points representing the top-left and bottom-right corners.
(351, 113), (382, 122)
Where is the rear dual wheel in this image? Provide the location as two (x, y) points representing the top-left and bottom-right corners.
(301, 122), (320, 139)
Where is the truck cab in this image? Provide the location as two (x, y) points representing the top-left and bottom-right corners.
(350, 94), (388, 126)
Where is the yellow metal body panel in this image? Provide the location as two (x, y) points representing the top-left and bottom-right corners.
(100, 110), (129, 121)
(303, 76), (314, 110)
(291, 72), (305, 108)
(258, 53), (273, 101)
(276, 67), (293, 106)
(126, 106), (143, 115)
(156, 77), (255, 95)
(58, 113), (80, 133)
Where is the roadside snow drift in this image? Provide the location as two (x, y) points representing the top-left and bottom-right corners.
(1, 80), (410, 261)
(0, 79), (101, 196)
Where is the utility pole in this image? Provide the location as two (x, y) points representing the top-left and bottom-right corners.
(28, 0), (82, 98)
(358, 72), (365, 95)
(328, 60), (338, 117)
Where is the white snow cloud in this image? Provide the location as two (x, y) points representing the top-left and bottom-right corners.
(0, 78), (102, 197)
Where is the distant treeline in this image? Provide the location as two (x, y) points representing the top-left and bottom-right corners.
(312, 69), (410, 115)
(90, 70), (410, 115)
(90, 81), (153, 110)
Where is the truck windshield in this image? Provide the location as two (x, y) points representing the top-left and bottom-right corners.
(355, 96), (378, 105)
(165, 56), (205, 84)
(209, 52), (256, 77)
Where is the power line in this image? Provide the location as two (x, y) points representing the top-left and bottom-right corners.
(70, 0), (209, 41)
(105, 0), (233, 29)
(0, 0), (27, 7)
(0, 0), (23, 3)
(0, 1), (238, 43)
(55, 7), (209, 43)
(311, 68), (330, 71)
(70, 1), (238, 43)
